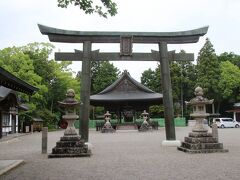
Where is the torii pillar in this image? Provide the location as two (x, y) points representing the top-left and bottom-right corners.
(159, 42), (176, 142)
(79, 41), (91, 141)
(38, 24), (208, 145)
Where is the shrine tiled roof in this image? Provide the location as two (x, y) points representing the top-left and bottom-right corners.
(0, 86), (14, 102)
(0, 67), (38, 95)
(90, 70), (162, 104)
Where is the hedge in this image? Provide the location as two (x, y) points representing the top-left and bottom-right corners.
(74, 117), (186, 128)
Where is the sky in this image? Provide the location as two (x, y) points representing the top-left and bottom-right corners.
(0, 0), (240, 81)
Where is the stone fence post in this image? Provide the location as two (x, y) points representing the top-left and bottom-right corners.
(212, 123), (218, 142)
(42, 127), (48, 154)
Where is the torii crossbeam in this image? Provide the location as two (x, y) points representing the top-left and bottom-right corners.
(38, 24), (208, 145)
(55, 50), (194, 62)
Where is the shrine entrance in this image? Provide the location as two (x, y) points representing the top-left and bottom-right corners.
(38, 24), (208, 144)
(123, 109), (134, 123)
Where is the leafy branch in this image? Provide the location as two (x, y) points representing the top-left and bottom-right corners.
(57, 0), (117, 18)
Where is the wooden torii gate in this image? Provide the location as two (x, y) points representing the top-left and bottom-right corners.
(38, 24), (208, 145)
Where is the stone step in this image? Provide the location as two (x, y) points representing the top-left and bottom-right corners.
(48, 153), (91, 158)
(181, 142), (223, 150)
(116, 124), (138, 130)
(60, 136), (82, 141)
(188, 132), (212, 138)
(184, 137), (218, 143)
(177, 146), (229, 154)
(52, 147), (88, 154)
(56, 141), (85, 148)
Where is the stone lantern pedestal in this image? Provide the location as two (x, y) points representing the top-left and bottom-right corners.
(48, 89), (91, 158)
(178, 87), (228, 153)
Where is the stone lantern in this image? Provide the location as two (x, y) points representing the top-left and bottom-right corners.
(101, 111), (115, 133)
(178, 87), (228, 153)
(48, 89), (91, 158)
(59, 89), (80, 136)
(186, 86), (213, 133)
(139, 110), (152, 132)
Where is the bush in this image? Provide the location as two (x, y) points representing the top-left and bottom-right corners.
(36, 109), (58, 129)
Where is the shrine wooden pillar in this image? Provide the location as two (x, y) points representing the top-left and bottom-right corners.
(79, 41), (92, 141)
(159, 42), (176, 140)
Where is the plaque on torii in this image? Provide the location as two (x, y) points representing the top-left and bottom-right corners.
(38, 24), (208, 145)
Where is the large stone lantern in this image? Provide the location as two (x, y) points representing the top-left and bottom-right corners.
(58, 89), (79, 136)
(186, 86), (213, 133)
(48, 89), (91, 158)
(178, 87), (228, 153)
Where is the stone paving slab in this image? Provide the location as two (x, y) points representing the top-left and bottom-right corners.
(0, 160), (24, 176)
(0, 133), (30, 143)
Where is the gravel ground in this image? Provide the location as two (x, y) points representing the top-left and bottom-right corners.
(0, 127), (240, 180)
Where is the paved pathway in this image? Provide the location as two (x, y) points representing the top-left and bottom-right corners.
(0, 127), (240, 180)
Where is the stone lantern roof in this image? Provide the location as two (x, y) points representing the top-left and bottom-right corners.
(185, 86), (214, 106)
(58, 89), (80, 107)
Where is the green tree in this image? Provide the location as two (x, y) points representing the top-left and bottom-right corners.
(48, 61), (80, 112)
(196, 38), (221, 112)
(22, 42), (55, 85)
(181, 61), (198, 103)
(22, 43), (80, 113)
(218, 61), (240, 101)
(169, 59), (198, 117)
(57, 0), (117, 18)
(218, 52), (240, 67)
(141, 64), (163, 117)
(170, 62), (181, 102)
(91, 61), (120, 94)
(141, 58), (197, 117)
(0, 46), (47, 110)
(0, 43), (81, 129)
(141, 67), (161, 92)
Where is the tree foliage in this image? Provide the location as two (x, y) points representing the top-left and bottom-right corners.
(141, 39), (240, 117)
(0, 43), (80, 129)
(57, 0), (117, 18)
(170, 60), (197, 116)
(0, 46), (47, 109)
(196, 38), (220, 99)
(218, 52), (240, 67)
(218, 61), (240, 100)
(141, 58), (197, 117)
(141, 67), (161, 92)
(91, 61), (120, 94)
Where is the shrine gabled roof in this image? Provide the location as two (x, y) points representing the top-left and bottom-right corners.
(38, 24), (208, 44)
(0, 86), (14, 102)
(99, 70), (154, 94)
(0, 67), (38, 95)
(0, 86), (18, 105)
(90, 70), (162, 103)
